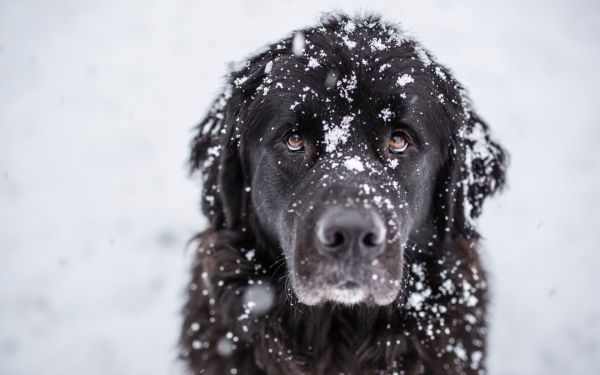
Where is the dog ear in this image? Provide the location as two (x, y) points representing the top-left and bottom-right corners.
(460, 112), (507, 221)
(190, 52), (275, 230)
(189, 89), (242, 230)
(459, 111), (507, 238)
(439, 109), (507, 239)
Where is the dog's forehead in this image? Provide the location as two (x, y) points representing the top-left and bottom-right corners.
(231, 17), (465, 167)
(264, 24), (428, 99)
(253, 21), (446, 132)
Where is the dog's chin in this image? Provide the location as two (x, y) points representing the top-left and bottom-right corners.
(294, 284), (399, 306)
(324, 286), (368, 305)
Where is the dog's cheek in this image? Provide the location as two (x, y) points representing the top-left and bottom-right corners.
(250, 188), (292, 251)
(276, 211), (300, 256)
(386, 245), (405, 277)
(373, 258), (405, 305)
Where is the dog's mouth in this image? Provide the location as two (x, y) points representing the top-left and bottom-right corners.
(322, 279), (382, 305)
(290, 262), (404, 306)
(293, 281), (401, 306)
(323, 284), (369, 305)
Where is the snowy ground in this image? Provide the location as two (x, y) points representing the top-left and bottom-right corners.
(1, 0), (599, 374)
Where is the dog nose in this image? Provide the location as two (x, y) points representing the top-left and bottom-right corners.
(315, 208), (386, 259)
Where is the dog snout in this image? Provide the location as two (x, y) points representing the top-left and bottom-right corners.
(315, 208), (386, 260)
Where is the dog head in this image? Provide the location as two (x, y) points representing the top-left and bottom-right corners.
(190, 14), (506, 306)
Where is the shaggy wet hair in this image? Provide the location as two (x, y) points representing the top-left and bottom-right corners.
(181, 13), (506, 375)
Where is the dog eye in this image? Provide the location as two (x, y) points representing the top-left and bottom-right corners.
(286, 132), (305, 152)
(388, 131), (409, 154)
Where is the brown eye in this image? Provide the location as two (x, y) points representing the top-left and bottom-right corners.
(286, 132), (305, 152)
(389, 131), (409, 154)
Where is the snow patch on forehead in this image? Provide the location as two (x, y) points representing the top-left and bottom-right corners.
(323, 115), (354, 153)
(397, 74), (414, 87)
(379, 107), (393, 123)
(342, 35), (356, 49)
(307, 57), (320, 68)
(369, 38), (387, 51)
(337, 73), (357, 103)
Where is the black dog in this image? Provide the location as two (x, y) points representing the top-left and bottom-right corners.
(181, 13), (506, 375)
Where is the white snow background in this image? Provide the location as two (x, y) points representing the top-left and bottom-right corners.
(1, 0), (599, 374)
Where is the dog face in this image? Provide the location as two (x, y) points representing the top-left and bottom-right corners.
(191, 15), (506, 307)
(243, 57), (448, 306)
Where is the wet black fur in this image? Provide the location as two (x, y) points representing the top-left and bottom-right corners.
(181, 13), (507, 375)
